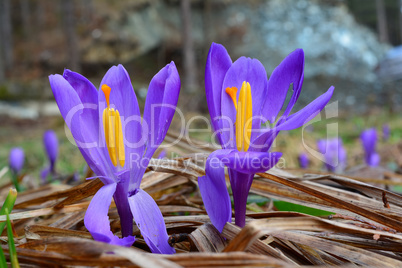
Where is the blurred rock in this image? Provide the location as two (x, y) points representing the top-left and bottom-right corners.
(0, 100), (60, 119)
(82, 0), (394, 111)
(3, 0), (400, 113)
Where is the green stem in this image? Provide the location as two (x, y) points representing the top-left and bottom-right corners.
(10, 173), (20, 193)
(5, 209), (19, 268)
(0, 189), (18, 234)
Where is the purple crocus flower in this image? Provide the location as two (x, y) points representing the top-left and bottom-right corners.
(361, 128), (380, 167)
(49, 63), (180, 253)
(383, 124), (390, 141)
(199, 43), (334, 230)
(41, 130), (59, 181)
(298, 152), (309, 169)
(317, 138), (347, 172)
(9, 147), (24, 174)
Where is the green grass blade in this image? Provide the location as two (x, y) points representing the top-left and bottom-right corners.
(274, 200), (335, 216)
(10, 173), (21, 193)
(0, 246), (7, 268)
(0, 189), (18, 234)
(5, 209), (19, 268)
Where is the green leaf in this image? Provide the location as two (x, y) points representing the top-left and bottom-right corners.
(392, 185), (402, 194)
(0, 246), (7, 268)
(5, 209), (19, 268)
(274, 200), (334, 216)
(0, 189), (18, 234)
(10, 173), (21, 193)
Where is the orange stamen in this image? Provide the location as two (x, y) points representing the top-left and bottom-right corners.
(101, 84), (111, 108)
(225, 87), (238, 110)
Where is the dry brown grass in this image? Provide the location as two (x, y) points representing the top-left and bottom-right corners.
(1, 132), (402, 267)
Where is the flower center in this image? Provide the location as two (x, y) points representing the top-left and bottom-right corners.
(101, 84), (125, 167)
(225, 81), (252, 152)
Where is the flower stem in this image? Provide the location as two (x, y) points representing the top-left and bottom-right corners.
(113, 183), (133, 238)
(10, 172), (21, 192)
(230, 170), (254, 228)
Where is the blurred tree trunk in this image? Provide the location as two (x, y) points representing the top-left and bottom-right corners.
(61, 0), (80, 72)
(0, 40), (4, 83)
(399, 0), (402, 43)
(376, 0), (389, 43)
(35, 1), (45, 29)
(81, 0), (94, 24)
(203, 0), (212, 54)
(19, 0), (30, 39)
(0, 0), (14, 71)
(0, 0), (4, 82)
(181, 0), (197, 94)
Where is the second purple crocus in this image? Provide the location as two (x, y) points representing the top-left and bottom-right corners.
(41, 130), (59, 181)
(199, 43), (334, 231)
(9, 147), (25, 175)
(9, 147), (24, 192)
(383, 124), (390, 141)
(361, 128), (380, 167)
(49, 63), (180, 253)
(298, 152), (309, 169)
(318, 138), (347, 172)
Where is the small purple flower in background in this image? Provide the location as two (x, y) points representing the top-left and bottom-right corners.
(9, 147), (24, 192)
(157, 150), (167, 159)
(317, 138), (347, 172)
(9, 148), (24, 175)
(361, 128), (380, 167)
(382, 124), (390, 141)
(49, 62), (180, 253)
(298, 152), (309, 169)
(41, 130), (59, 182)
(199, 42), (334, 230)
(305, 124), (314, 133)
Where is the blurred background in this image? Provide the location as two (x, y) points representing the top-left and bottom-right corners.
(0, 0), (401, 180)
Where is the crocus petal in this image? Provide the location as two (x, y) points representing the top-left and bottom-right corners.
(61, 70), (100, 151)
(84, 183), (135, 247)
(40, 167), (50, 183)
(49, 74), (108, 176)
(128, 189), (175, 254)
(276, 86), (335, 131)
(317, 139), (327, 155)
(361, 128), (377, 162)
(205, 43), (232, 145)
(99, 65), (143, 171)
(9, 147), (24, 174)
(63, 69), (99, 106)
(70, 110), (112, 177)
(298, 153), (309, 169)
(382, 124), (390, 141)
(218, 151), (282, 174)
(369, 153), (380, 167)
(49, 74), (84, 128)
(221, 57), (269, 148)
(198, 149), (233, 232)
(321, 138), (347, 172)
(143, 62), (180, 160)
(338, 146), (347, 171)
(264, 49), (305, 123)
(62, 70), (101, 168)
(249, 128), (278, 152)
(43, 130), (58, 171)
